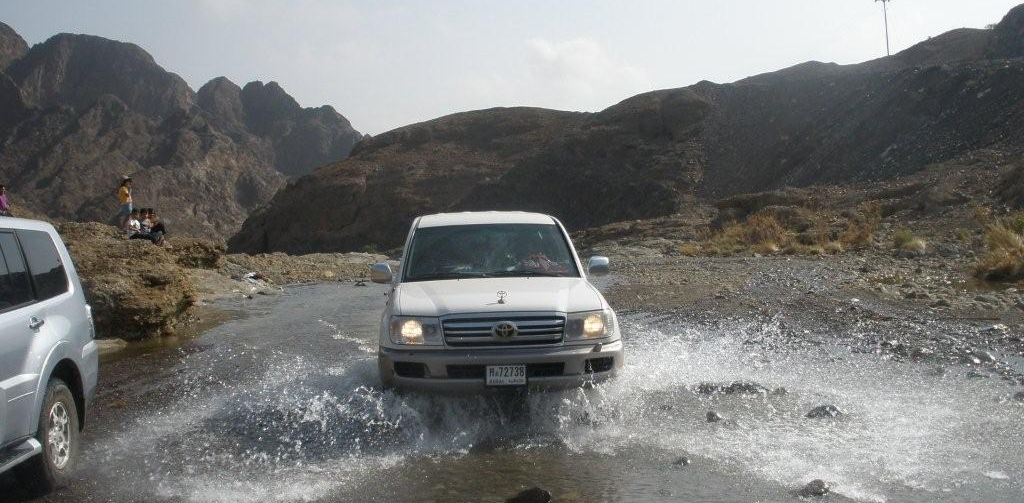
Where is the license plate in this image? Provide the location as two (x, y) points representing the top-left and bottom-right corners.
(486, 364), (527, 386)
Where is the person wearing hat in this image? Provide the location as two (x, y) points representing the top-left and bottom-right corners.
(117, 177), (133, 232)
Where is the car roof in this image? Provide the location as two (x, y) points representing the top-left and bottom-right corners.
(417, 211), (557, 228)
(0, 217), (58, 234)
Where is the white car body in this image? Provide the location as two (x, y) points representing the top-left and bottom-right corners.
(0, 218), (98, 487)
(375, 211), (623, 392)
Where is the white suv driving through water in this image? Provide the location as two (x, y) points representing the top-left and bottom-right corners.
(372, 211), (623, 392)
(0, 218), (98, 492)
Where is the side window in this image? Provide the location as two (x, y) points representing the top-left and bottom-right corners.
(0, 231), (34, 310)
(16, 230), (69, 301)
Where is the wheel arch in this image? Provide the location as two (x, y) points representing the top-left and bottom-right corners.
(48, 359), (86, 431)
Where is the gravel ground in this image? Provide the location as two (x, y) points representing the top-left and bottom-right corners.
(603, 249), (1024, 386)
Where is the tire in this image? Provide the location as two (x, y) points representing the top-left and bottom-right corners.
(15, 378), (80, 494)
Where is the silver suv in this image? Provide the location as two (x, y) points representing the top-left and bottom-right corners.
(372, 211), (623, 392)
(0, 218), (98, 492)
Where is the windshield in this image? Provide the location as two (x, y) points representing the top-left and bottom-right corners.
(403, 223), (579, 282)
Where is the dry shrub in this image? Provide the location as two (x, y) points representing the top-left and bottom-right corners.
(893, 228), (926, 252)
(972, 204), (993, 225)
(823, 241), (844, 254)
(706, 214), (791, 255)
(975, 222), (1024, 281)
(752, 242), (780, 255)
(742, 214), (789, 247)
(1008, 212), (1024, 235)
(677, 242), (701, 256)
(840, 204), (881, 248)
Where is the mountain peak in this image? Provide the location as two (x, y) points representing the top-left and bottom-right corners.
(0, 21), (28, 70)
(198, 76), (245, 126)
(5, 32), (194, 118)
(992, 3), (1024, 57)
(240, 80), (302, 130)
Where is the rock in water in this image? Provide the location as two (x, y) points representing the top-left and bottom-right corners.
(1014, 391), (1024, 402)
(806, 404), (843, 419)
(695, 381), (770, 395)
(706, 411), (723, 422)
(672, 455), (691, 467)
(505, 487), (551, 503)
(798, 479), (831, 497)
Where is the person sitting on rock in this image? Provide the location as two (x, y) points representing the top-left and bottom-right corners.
(148, 209), (167, 242)
(126, 208), (142, 237)
(140, 208), (153, 233)
(0, 185), (11, 217)
(127, 208), (164, 245)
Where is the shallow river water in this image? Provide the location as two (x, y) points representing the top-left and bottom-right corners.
(39, 283), (1024, 502)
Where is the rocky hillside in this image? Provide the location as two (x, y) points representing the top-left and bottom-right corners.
(231, 4), (1024, 254)
(57, 221), (383, 340)
(0, 22), (27, 70)
(0, 27), (363, 237)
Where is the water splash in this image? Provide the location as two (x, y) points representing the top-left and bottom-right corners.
(89, 313), (1024, 502)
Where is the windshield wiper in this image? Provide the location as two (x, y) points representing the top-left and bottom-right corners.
(486, 270), (567, 277)
(407, 271), (488, 281)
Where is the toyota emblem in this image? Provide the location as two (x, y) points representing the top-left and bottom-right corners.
(492, 321), (518, 339)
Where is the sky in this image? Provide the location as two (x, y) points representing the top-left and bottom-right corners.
(0, 0), (1020, 134)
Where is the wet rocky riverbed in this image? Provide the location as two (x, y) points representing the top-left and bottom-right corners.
(2, 257), (1023, 502)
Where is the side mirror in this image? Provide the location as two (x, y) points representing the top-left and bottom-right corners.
(370, 262), (393, 284)
(587, 256), (610, 276)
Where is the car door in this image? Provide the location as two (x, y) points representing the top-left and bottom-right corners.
(0, 229), (39, 444)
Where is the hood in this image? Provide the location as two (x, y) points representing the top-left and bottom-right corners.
(394, 277), (604, 316)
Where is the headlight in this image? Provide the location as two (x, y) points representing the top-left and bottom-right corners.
(566, 309), (616, 340)
(388, 316), (442, 345)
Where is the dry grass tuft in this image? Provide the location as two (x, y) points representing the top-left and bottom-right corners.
(839, 204), (881, 248)
(823, 241), (844, 254)
(706, 214), (791, 255)
(677, 242), (702, 257)
(975, 222), (1024, 281)
(893, 228), (926, 252)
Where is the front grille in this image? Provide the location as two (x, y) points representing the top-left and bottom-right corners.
(446, 363), (565, 379)
(442, 314), (565, 347)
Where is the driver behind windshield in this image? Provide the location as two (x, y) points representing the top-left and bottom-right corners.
(405, 224), (578, 281)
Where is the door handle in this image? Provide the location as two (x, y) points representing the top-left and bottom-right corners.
(29, 317), (45, 330)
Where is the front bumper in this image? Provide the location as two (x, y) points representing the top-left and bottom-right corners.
(378, 340), (624, 393)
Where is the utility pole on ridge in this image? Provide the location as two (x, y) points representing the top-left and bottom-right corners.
(876, 0), (893, 56)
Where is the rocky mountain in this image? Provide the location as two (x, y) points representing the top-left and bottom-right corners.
(230, 4), (1024, 254)
(0, 22), (27, 70)
(0, 27), (362, 237)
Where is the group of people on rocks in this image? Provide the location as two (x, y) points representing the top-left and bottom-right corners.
(118, 177), (167, 245)
(0, 179), (167, 247)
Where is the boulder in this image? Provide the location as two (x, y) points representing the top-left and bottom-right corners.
(505, 487), (551, 503)
(695, 381), (770, 396)
(58, 222), (221, 340)
(170, 237), (227, 269)
(806, 404), (843, 419)
(798, 479), (831, 497)
(706, 411), (723, 423)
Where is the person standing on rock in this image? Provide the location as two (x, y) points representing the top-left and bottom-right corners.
(0, 185), (11, 217)
(117, 177), (133, 231)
